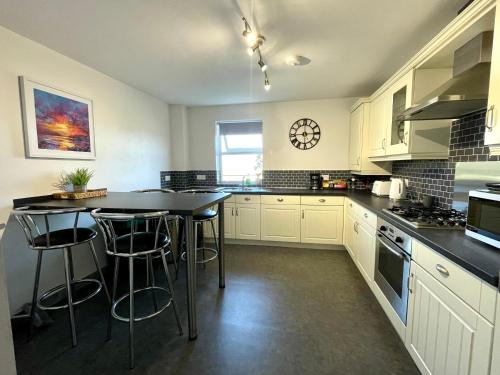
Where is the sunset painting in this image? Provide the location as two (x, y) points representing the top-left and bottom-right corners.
(20, 77), (95, 159)
(34, 89), (91, 152)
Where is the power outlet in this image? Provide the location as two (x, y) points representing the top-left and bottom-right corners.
(321, 174), (329, 181)
(164, 175), (171, 182)
(196, 175), (206, 181)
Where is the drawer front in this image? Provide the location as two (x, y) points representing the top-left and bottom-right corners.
(355, 205), (377, 229)
(261, 195), (300, 205)
(235, 194), (261, 204)
(300, 196), (344, 206)
(412, 240), (482, 311)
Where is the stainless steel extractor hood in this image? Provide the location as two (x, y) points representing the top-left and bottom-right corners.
(399, 31), (493, 121)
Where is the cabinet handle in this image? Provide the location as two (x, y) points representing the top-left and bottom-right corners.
(354, 222), (358, 233)
(435, 264), (450, 277)
(236, 208), (239, 216)
(231, 208), (234, 216)
(319, 199), (326, 203)
(244, 197), (251, 201)
(302, 210), (304, 219)
(403, 131), (409, 145)
(277, 198), (284, 202)
(382, 138), (386, 149)
(349, 203), (353, 207)
(364, 213), (368, 219)
(486, 105), (495, 131)
(408, 273), (414, 294)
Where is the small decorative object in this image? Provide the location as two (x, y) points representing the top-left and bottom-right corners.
(289, 118), (321, 150)
(53, 188), (107, 200)
(52, 171), (73, 192)
(19, 76), (95, 160)
(67, 168), (94, 193)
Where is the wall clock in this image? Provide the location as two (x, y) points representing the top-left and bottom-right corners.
(289, 118), (321, 150)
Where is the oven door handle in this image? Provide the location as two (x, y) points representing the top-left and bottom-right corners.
(377, 233), (406, 259)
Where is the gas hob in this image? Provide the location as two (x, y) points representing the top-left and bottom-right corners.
(383, 204), (467, 230)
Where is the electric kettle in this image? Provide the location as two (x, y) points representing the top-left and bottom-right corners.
(389, 178), (406, 200)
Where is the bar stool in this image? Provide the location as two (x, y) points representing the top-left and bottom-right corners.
(90, 209), (183, 369)
(12, 207), (111, 347)
(178, 189), (219, 268)
(133, 189), (180, 277)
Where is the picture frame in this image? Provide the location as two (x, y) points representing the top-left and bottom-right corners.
(19, 76), (96, 160)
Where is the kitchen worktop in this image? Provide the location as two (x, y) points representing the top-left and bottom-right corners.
(196, 186), (500, 287)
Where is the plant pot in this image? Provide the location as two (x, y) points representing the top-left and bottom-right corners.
(63, 184), (74, 192)
(73, 185), (87, 193)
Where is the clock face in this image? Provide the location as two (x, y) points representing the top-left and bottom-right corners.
(289, 118), (321, 150)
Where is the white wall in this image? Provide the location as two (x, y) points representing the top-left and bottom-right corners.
(0, 25), (171, 314)
(186, 98), (355, 171)
(169, 104), (190, 171)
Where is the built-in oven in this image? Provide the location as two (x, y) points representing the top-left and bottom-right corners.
(374, 218), (412, 325)
(466, 190), (500, 249)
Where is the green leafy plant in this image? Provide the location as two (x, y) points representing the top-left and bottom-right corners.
(52, 171), (72, 191)
(68, 168), (94, 187)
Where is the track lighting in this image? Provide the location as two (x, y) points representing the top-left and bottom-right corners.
(242, 16), (272, 91)
(264, 73), (271, 91)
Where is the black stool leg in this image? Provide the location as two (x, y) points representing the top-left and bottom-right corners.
(88, 241), (112, 340)
(200, 223), (206, 269)
(63, 247), (77, 347)
(128, 257), (135, 369)
(160, 249), (183, 336)
(108, 257), (120, 340)
(147, 254), (158, 312)
(210, 220), (219, 256)
(28, 251), (43, 342)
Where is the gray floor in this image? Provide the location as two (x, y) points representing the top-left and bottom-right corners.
(13, 245), (420, 374)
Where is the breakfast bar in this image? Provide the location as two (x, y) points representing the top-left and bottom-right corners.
(13, 191), (232, 340)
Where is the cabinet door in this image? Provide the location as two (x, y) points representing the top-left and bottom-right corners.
(387, 70), (413, 156)
(235, 203), (261, 240)
(485, 3), (500, 152)
(344, 213), (357, 260)
(301, 205), (343, 244)
(368, 92), (388, 157)
(349, 104), (363, 171)
(355, 223), (375, 283)
(261, 204), (301, 242)
(224, 203), (236, 239)
(406, 262), (494, 375)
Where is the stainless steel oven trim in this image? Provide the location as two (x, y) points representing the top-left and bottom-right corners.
(375, 233), (411, 325)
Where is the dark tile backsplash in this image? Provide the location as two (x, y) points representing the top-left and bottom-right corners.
(161, 111), (498, 207)
(393, 110), (499, 208)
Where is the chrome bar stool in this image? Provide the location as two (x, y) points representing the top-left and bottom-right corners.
(133, 189), (180, 277)
(178, 189), (219, 268)
(91, 209), (183, 369)
(12, 207), (111, 347)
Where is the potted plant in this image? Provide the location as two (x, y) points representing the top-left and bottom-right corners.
(52, 171), (73, 192)
(68, 168), (94, 193)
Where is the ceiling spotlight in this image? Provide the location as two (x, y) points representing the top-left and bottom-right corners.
(258, 59), (268, 72)
(244, 31), (258, 47)
(264, 73), (271, 91)
(247, 46), (257, 56)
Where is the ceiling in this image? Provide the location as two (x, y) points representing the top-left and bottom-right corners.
(0, 0), (466, 106)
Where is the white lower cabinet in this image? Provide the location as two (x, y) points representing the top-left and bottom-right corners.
(224, 203), (236, 239)
(260, 204), (301, 242)
(235, 203), (261, 240)
(344, 213), (357, 260)
(406, 262), (494, 375)
(355, 222), (375, 283)
(300, 205), (343, 244)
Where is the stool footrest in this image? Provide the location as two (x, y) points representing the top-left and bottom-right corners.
(112, 286), (173, 323)
(38, 279), (102, 311)
(181, 248), (218, 264)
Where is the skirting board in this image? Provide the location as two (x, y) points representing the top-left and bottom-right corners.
(214, 238), (345, 250)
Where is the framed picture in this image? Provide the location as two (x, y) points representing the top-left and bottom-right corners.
(19, 76), (96, 159)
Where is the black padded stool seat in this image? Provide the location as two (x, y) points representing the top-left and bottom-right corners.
(193, 209), (217, 221)
(33, 228), (97, 249)
(114, 232), (170, 254)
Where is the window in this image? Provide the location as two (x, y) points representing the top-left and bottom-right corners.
(216, 120), (263, 184)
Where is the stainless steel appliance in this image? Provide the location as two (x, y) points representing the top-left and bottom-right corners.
(399, 32), (492, 121)
(383, 204), (467, 229)
(309, 173), (322, 190)
(375, 218), (412, 324)
(466, 189), (500, 249)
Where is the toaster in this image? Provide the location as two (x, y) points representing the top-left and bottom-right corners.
(371, 181), (391, 196)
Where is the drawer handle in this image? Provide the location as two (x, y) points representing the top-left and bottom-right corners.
(436, 264), (450, 277)
(319, 199), (326, 203)
(364, 213), (368, 218)
(349, 203), (353, 207)
(244, 197), (251, 201)
(277, 198), (284, 202)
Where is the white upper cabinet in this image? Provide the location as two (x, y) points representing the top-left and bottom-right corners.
(349, 101), (392, 175)
(368, 92), (389, 157)
(485, 0), (500, 154)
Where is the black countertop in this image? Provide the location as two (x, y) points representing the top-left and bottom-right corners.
(210, 186), (500, 287)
